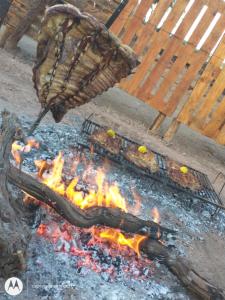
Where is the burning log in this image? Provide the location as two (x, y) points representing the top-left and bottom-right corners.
(0, 111), (225, 300)
(8, 165), (173, 240)
(0, 112), (35, 277)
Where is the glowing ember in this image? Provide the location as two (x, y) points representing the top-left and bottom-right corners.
(37, 219), (154, 280)
(151, 207), (161, 239)
(11, 138), (39, 164)
(37, 223), (47, 236)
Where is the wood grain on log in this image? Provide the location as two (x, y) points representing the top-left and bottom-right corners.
(142, 240), (225, 300)
(0, 111), (32, 278)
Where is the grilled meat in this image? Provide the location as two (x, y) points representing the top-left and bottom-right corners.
(89, 129), (122, 155)
(124, 145), (159, 173)
(167, 159), (202, 191)
(32, 4), (139, 122)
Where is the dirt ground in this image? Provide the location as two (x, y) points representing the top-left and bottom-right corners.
(0, 36), (225, 293)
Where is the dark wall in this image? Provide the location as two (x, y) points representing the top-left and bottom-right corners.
(0, 0), (11, 24)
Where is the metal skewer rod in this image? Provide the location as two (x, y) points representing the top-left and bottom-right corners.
(28, 105), (50, 136)
(28, 0), (129, 135)
(105, 0), (129, 29)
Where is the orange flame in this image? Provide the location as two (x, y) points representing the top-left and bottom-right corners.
(96, 229), (146, 256)
(33, 152), (146, 255)
(37, 152), (65, 195)
(11, 138), (39, 164)
(35, 153), (127, 212)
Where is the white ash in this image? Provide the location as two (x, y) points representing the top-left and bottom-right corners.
(2, 114), (224, 300)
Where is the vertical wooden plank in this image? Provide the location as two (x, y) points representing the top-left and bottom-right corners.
(137, 0), (204, 100)
(164, 12), (225, 116)
(133, 0), (189, 54)
(177, 36), (225, 124)
(204, 99), (225, 139)
(131, 0), (172, 54)
(110, 0), (138, 35)
(162, 50), (207, 115)
(149, 112), (166, 133)
(153, 5), (215, 105)
(163, 119), (181, 142)
(198, 70), (225, 134)
(123, 0), (191, 93)
(194, 42), (225, 119)
(120, 0), (153, 45)
(216, 122), (225, 145)
(182, 19), (225, 128)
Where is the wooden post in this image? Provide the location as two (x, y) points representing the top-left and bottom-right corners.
(163, 118), (181, 142)
(0, 0), (46, 49)
(149, 112), (166, 134)
(0, 25), (13, 48)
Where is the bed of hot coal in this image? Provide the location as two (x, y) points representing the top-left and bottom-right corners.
(1, 114), (225, 300)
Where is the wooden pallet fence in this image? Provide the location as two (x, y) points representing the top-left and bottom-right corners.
(111, 0), (225, 144)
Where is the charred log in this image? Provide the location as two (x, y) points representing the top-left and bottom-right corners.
(0, 111), (35, 278)
(142, 240), (225, 300)
(8, 165), (174, 239)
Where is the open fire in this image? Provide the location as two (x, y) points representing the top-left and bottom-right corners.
(11, 139), (160, 279)
(3, 115), (224, 300)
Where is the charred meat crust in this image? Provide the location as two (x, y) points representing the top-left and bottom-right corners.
(89, 129), (122, 155)
(124, 145), (159, 173)
(33, 4), (140, 122)
(167, 159), (202, 191)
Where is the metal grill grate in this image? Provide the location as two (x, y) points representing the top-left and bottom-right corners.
(81, 119), (224, 216)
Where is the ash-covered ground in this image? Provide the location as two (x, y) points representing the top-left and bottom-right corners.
(1, 114), (225, 300)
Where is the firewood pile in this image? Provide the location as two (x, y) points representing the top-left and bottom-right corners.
(33, 4), (139, 123)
